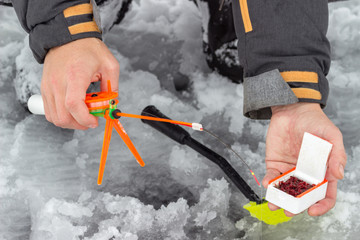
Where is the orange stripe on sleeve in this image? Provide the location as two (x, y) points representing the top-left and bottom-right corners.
(281, 71), (318, 83)
(68, 21), (100, 35)
(291, 88), (322, 100)
(239, 0), (253, 33)
(64, 3), (93, 18)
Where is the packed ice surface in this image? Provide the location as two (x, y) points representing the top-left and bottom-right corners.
(1, 0), (360, 239)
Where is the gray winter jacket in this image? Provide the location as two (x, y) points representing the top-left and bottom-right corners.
(11, 0), (102, 63)
(9, 0), (331, 120)
(232, 0), (330, 119)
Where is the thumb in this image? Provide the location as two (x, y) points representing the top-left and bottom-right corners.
(262, 168), (281, 188)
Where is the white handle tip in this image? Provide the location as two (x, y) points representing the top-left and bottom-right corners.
(28, 95), (45, 115)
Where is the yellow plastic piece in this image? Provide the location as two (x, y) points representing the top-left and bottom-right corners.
(243, 201), (292, 225)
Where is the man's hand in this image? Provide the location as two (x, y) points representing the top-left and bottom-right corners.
(263, 103), (347, 217)
(41, 38), (120, 130)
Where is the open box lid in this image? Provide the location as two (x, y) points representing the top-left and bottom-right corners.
(295, 132), (333, 183)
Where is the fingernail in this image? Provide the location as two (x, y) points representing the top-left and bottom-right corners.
(339, 164), (344, 179)
(89, 124), (97, 129)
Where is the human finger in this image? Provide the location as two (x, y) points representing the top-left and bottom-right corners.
(262, 168), (281, 188)
(41, 93), (52, 123)
(40, 83), (53, 123)
(267, 202), (280, 211)
(283, 210), (296, 217)
(99, 59), (120, 92)
(54, 92), (88, 130)
(267, 201), (297, 217)
(44, 93), (59, 126)
(65, 80), (98, 129)
(307, 179), (337, 216)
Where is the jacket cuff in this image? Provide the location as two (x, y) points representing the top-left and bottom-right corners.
(243, 69), (329, 120)
(243, 69), (298, 119)
(29, 2), (102, 63)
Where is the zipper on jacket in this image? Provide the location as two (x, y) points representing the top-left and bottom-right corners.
(219, 0), (225, 11)
(239, 0), (253, 33)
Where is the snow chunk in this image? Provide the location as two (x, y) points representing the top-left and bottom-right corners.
(76, 153), (88, 170)
(194, 210), (217, 227)
(193, 72), (241, 114)
(58, 202), (93, 218)
(319, 190), (360, 233)
(31, 198), (92, 240)
(122, 0), (199, 39)
(62, 139), (79, 154)
(14, 37), (42, 104)
(103, 194), (155, 232)
(328, 4), (360, 58)
(155, 198), (190, 240)
(169, 145), (211, 187)
(195, 178), (230, 215)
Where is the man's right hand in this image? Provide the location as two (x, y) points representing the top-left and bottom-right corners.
(41, 38), (120, 130)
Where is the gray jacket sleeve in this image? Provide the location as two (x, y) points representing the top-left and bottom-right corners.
(232, 0), (331, 119)
(11, 0), (102, 63)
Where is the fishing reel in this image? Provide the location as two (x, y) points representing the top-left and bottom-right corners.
(85, 85), (119, 118)
(83, 81), (145, 185)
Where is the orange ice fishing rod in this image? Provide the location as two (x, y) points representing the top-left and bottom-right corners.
(27, 80), (260, 189)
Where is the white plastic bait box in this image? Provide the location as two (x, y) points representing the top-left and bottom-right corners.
(265, 132), (333, 214)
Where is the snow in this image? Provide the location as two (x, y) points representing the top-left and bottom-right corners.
(1, 0), (360, 240)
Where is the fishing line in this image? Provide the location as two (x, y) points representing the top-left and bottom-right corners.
(202, 128), (260, 186)
(119, 109), (260, 186)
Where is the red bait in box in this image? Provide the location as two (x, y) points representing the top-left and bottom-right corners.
(276, 176), (315, 197)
